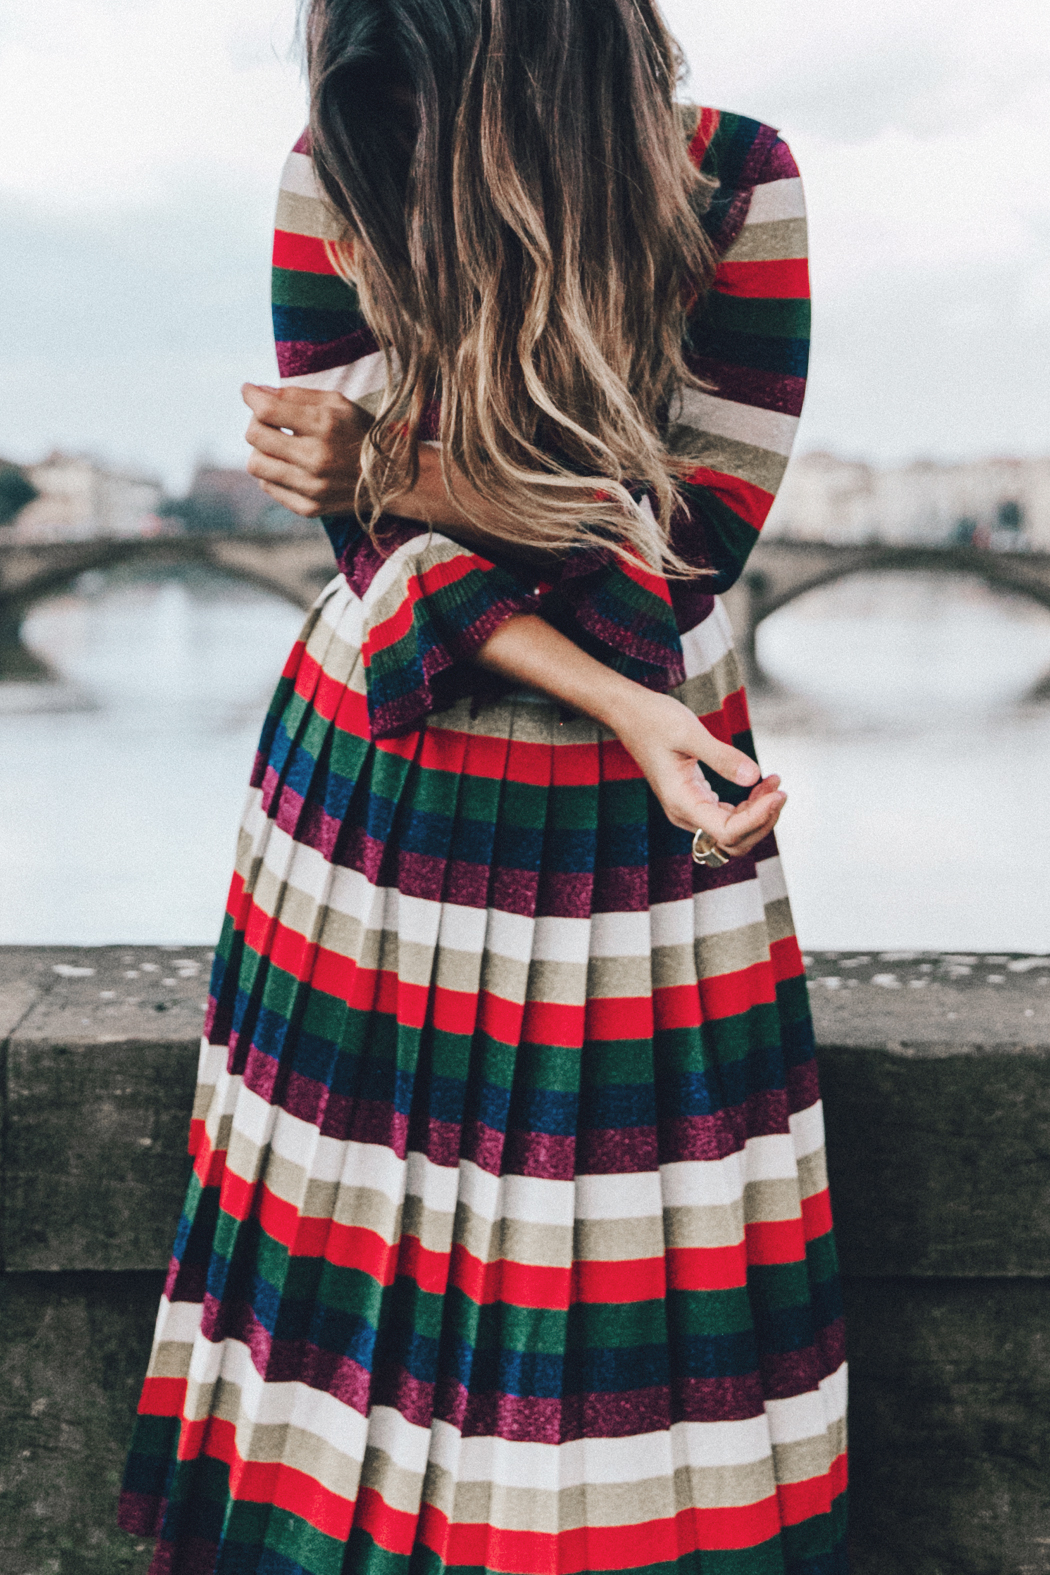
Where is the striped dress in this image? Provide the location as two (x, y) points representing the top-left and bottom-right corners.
(120, 107), (847, 1575)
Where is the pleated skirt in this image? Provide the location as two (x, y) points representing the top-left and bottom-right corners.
(120, 574), (848, 1575)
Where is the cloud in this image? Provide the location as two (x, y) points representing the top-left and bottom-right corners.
(0, 0), (1047, 477)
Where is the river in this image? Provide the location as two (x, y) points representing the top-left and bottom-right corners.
(1, 564), (1049, 951)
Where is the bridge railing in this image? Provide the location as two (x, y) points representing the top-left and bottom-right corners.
(1, 946), (1049, 1575)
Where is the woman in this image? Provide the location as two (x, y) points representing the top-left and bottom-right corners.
(120, 2), (846, 1572)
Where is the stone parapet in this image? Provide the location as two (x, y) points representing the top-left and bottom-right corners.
(1, 945), (1048, 1574)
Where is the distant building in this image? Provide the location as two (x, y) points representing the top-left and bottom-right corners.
(767, 453), (1050, 550)
(163, 465), (306, 534)
(8, 452), (164, 544)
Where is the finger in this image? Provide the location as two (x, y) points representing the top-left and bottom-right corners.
(246, 449), (326, 500)
(242, 383), (340, 434)
(720, 791), (786, 850)
(748, 774), (781, 801)
(256, 478), (324, 518)
(679, 712), (761, 790)
(245, 415), (303, 464)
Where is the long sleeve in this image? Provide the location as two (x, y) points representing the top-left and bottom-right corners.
(271, 133), (541, 739)
(668, 110), (810, 593)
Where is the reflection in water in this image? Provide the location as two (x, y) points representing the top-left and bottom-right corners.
(1, 567), (1049, 949)
(0, 567), (305, 945)
(752, 573), (1050, 951)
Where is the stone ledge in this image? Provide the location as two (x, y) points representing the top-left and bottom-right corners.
(2, 946), (1049, 1275)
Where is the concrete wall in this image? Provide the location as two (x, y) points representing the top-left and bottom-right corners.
(1, 946), (1049, 1575)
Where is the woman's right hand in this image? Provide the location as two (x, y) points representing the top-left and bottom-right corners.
(612, 689), (786, 858)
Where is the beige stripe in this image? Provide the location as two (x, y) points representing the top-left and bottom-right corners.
(211, 1382), (364, 1499)
(771, 1431), (835, 1488)
(694, 919), (772, 982)
(275, 188), (348, 244)
(666, 427), (789, 497)
(586, 953), (652, 1000)
(574, 1215), (665, 1263)
(798, 1146), (829, 1202)
(424, 1458), (778, 1527)
(663, 1202), (744, 1250)
(723, 216), (808, 264)
(361, 1442), (426, 1515)
(676, 648), (745, 720)
(651, 940), (699, 991)
(454, 1203), (572, 1269)
(744, 1178), (802, 1226)
(763, 895), (797, 947)
(146, 1338), (194, 1382)
(523, 956), (588, 1007)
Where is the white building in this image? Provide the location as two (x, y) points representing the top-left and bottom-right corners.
(767, 452), (1050, 550)
(9, 452), (164, 544)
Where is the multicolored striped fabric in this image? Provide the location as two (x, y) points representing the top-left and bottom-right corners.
(119, 105), (845, 1575)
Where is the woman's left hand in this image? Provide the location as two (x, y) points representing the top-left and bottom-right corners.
(243, 383), (370, 517)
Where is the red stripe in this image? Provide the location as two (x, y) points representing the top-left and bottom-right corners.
(801, 1186), (834, 1243)
(652, 982), (703, 1031)
(272, 229), (340, 275)
(698, 686), (750, 743)
(687, 106), (721, 169)
(667, 1242), (749, 1291)
(682, 466), (773, 532)
(700, 959), (777, 1022)
(777, 1459), (843, 1526)
(200, 1415), (356, 1540)
(364, 553), (482, 659)
(770, 933), (805, 984)
(420, 1494), (782, 1566)
(137, 1375), (187, 1418)
(353, 1483), (419, 1556)
(573, 1255), (666, 1303)
(714, 258), (810, 300)
(745, 1216), (807, 1267)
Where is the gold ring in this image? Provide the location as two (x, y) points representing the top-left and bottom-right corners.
(692, 827), (730, 868)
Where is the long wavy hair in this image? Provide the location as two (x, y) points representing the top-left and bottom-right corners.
(304, 0), (715, 566)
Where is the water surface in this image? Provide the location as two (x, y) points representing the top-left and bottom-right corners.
(2, 565), (1048, 950)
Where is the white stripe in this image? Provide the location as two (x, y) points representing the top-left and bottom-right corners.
(743, 176), (806, 225)
(676, 388), (798, 459)
(789, 1101), (826, 1160)
(574, 1172), (663, 1221)
(531, 914), (591, 965)
(456, 1160), (575, 1229)
(756, 853), (789, 905)
(154, 1295), (204, 1346)
(484, 906), (538, 965)
(766, 1361), (847, 1446)
(279, 148), (323, 203)
(283, 351), (393, 405)
(209, 1335), (371, 1462)
(649, 897), (696, 950)
(694, 875), (765, 938)
(743, 1133), (801, 1184)
(196, 1037), (228, 1087)
(588, 909), (652, 958)
(661, 1154), (745, 1209)
(428, 1415), (774, 1487)
(366, 1403), (434, 1475)
(680, 598), (734, 679)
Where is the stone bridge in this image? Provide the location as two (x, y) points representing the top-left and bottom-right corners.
(4, 530), (1050, 693)
(0, 530), (335, 677)
(721, 538), (1050, 696)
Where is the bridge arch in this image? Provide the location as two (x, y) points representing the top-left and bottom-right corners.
(727, 542), (1050, 699)
(0, 532), (334, 679)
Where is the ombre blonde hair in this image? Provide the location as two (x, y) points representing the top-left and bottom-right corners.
(305, 0), (716, 568)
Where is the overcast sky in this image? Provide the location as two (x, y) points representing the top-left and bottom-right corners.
(1, 0), (1047, 492)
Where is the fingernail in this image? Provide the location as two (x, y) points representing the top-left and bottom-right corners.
(735, 761), (760, 786)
